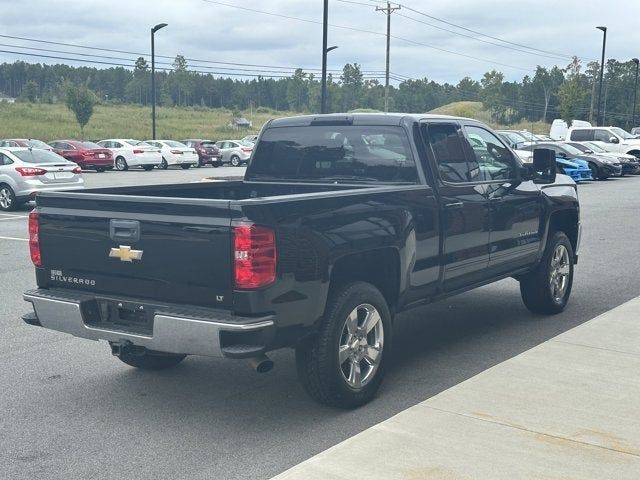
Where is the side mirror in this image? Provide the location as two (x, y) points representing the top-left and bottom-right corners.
(558, 152), (567, 158)
(532, 148), (557, 184)
(609, 136), (619, 144)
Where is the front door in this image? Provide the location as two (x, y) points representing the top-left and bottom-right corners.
(422, 122), (490, 292)
(461, 124), (542, 272)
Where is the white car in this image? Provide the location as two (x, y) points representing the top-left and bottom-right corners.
(96, 139), (162, 171)
(0, 147), (83, 211)
(144, 140), (198, 170)
(565, 126), (640, 158)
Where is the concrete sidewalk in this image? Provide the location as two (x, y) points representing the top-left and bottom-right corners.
(273, 297), (640, 479)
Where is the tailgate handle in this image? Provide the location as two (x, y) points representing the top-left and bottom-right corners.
(110, 220), (141, 242)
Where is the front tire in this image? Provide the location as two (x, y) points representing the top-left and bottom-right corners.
(520, 231), (574, 314)
(296, 282), (391, 408)
(96, 167), (106, 173)
(142, 165), (154, 171)
(181, 164), (191, 170)
(114, 347), (187, 370)
(588, 162), (599, 180)
(115, 157), (128, 171)
(0, 184), (16, 211)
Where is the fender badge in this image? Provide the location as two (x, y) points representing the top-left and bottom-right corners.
(109, 245), (143, 262)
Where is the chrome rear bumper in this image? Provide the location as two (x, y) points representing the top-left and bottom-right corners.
(23, 289), (274, 357)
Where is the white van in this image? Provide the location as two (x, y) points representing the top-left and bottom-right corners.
(549, 119), (592, 140)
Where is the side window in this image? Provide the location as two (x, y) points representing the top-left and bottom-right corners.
(594, 130), (612, 142)
(425, 124), (473, 183)
(113, 142), (123, 148)
(570, 129), (593, 141)
(464, 126), (518, 181)
(0, 153), (13, 165)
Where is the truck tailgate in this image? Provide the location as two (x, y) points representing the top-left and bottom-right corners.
(36, 194), (234, 309)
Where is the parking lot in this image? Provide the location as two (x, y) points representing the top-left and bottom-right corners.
(1, 171), (640, 480)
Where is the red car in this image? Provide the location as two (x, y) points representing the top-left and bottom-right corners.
(48, 140), (114, 172)
(181, 139), (223, 167)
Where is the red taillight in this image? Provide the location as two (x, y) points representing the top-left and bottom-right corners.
(15, 167), (47, 176)
(82, 150), (93, 156)
(241, 148), (253, 153)
(133, 149), (144, 154)
(72, 166), (82, 174)
(233, 224), (276, 289)
(29, 211), (41, 267)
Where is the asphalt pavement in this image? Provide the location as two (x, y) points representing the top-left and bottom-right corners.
(1, 171), (639, 480)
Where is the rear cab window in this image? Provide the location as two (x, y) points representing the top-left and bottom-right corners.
(248, 125), (419, 183)
(569, 129), (593, 141)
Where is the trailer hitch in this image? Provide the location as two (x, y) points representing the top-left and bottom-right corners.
(109, 340), (146, 357)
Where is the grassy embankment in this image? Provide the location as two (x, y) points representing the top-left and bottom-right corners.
(0, 101), (551, 141)
(0, 102), (278, 141)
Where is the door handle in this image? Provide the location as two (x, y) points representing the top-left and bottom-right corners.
(110, 219), (141, 242)
(489, 196), (503, 203)
(444, 201), (464, 209)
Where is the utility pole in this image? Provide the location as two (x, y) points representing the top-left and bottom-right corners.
(376, 2), (400, 112)
(632, 58), (639, 128)
(320, 0), (338, 114)
(151, 22), (168, 140)
(595, 26), (607, 126)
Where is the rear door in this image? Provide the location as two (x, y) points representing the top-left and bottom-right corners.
(461, 124), (542, 272)
(421, 122), (490, 291)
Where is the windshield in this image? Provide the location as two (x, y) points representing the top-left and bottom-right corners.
(164, 140), (186, 148)
(561, 144), (583, 155)
(518, 131), (537, 141)
(81, 141), (102, 149)
(568, 143), (589, 153)
(249, 125), (419, 183)
(610, 127), (634, 140)
(13, 149), (67, 164)
(585, 142), (606, 152)
(201, 142), (217, 148)
(25, 139), (50, 149)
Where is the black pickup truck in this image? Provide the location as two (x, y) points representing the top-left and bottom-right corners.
(23, 114), (580, 408)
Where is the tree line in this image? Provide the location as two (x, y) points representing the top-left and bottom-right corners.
(1, 56), (638, 127)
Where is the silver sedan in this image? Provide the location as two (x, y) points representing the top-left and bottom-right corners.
(215, 140), (254, 167)
(0, 147), (84, 211)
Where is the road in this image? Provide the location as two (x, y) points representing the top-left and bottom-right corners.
(1, 171), (639, 480)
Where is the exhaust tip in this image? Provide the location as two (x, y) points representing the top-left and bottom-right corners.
(248, 354), (274, 373)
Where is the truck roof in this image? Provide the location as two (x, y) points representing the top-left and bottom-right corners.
(268, 113), (480, 128)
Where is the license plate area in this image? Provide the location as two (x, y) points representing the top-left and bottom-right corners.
(82, 299), (154, 335)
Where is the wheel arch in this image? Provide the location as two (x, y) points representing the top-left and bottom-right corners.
(328, 247), (401, 314)
(547, 209), (579, 254)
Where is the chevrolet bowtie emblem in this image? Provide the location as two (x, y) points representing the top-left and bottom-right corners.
(109, 245), (143, 262)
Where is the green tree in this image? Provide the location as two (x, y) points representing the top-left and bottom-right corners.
(286, 68), (308, 111)
(480, 70), (506, 122)
(65, 83), (97, 138)
(559, 57), (588, 123)
(21, 80), (38, 102)
(134, 56), (149, 76)
(340, 63), (363, 111)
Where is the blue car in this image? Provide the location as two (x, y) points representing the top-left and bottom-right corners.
(556, 157), (593, 182)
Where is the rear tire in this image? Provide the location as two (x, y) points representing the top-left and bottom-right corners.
(0, 184), (16, 211)
(115, 157), (128, 171)
(296, 282), (391, 408)
(230, 155), (241, 167)
(520, 231), (574, 314)
(114, 347), (187, 370)
(96, 167), (106, 173)
(181, 164), (191, 170)
(143, 165), (154, 171)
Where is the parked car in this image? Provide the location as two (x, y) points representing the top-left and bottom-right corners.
(630, 127), (640, 136)
(566, 126), (640, 158)
(143, 140), (198, 170)
(496, 130), (530, 149)
(22, 113), (581, 408)
(0, 139), (53, 151)
(518, 142), (594, 181)
(96, 139), (162, 171)
(48, 140), (114, 172)
(564, 142), (623, 178)
(0, 147), (83, 211)
(241, 134), (259, 144)
(215, 140), (253, 166)
(181, 139), (223, 167)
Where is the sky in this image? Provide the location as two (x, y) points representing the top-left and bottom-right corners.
(0, 0), (639, 85)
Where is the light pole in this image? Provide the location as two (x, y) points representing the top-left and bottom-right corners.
(151, 22), (168, 140)
(596, 26), (607, 126)
(632, 58), (639, 128)
(320, 0), (338, 114)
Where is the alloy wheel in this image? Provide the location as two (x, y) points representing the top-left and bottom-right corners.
(550, 244), (570, 302)
(0, 187), (13, 209)
(338, 303), (384, 389)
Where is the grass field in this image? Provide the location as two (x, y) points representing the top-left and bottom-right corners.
(0, 100), (551, 142)
(0, 102), (281, 141)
